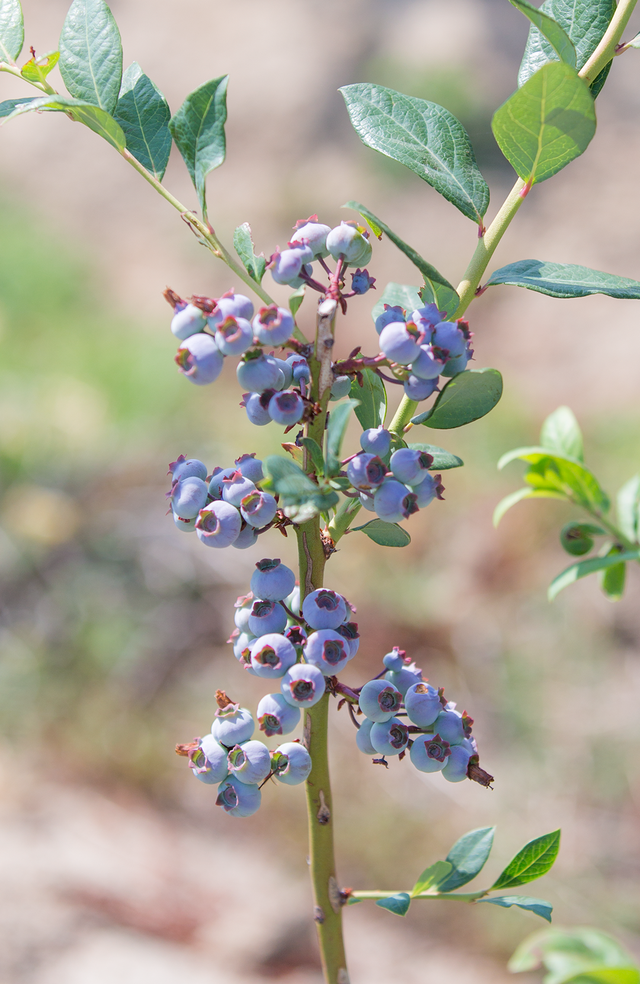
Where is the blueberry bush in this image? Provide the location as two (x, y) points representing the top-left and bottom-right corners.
(2, 0), (640, 980)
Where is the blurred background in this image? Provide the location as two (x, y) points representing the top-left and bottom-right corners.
(1, 0), (640, 981)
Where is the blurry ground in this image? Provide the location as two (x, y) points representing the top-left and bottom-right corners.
(2, 0), (640, 980)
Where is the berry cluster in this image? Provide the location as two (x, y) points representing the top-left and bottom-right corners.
(270, 216), (374, 291)
(375, 302), (474, 402)
(167, 452), (285, 550)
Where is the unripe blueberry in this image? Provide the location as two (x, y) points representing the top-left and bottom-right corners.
(347, 453), (387, 491)
(243, 391), (273, 426)
(285, 584), (301, 616)
(413, 473), (444, 508)
(350, 236), (373, 268)
(191, 733), (229, 783)
(304, 629), (350, 674)
(207, 293), (255, 327)
(336, 622), (360, 659)
(234, 594), (254, 632)
(290, 219), (332, 257)
(373, 480), (419, 523)
(208, 467), (238, 499)
(169, 455), (208, 482)
(272, 742), (312, 785)
(358, 679), (402, 722)
(241, 490), (277, 528)
(288, 263), (314, 289)
(405, 682), (442, 727)
(268, 390), (305, 427)
(382, 647), (406, 673)
(287, 355), (310, 383)
(232, 523), (259, 550)
(350, 268), (376, 294)
(250, 558), (296, 601)
(375, 304), (405, 336)
(257, 692), (300, 737)
(411, 344), (446, 380)
(250, 633), (297, 678)
(253, 305), (296, 346)
(433, 708), (472, 745)
(326, 222), (370, 264)
(410, 733), (451, 773)
(237, 353), (282, 393)
(176, 334), (224, 385)
(281, 663), (326, 708)
(432, 321), (467, 358)
(270, 247), (312, 286)
(216, 775), (261, 817)
(212, 696), (254, 746)
(441, 743), (472, 783)
(196, 501), (242, 548)
(170, 476), (208, 519)
(355, 717), (378, 755)
(370, 717), (409, 756)
(227, 740), (271, 784)
(302, 588), (347, 630)
(360, 426), (391, 457)
(214, 316), (254, 356)
(385, 662), (422, 697)
(403, 375), (439, 401)
(330, 375), (352, 401)
(390, 448), (433, 487)
(440, 349), (471, 377)
(234, 453), (264, 484)
(222, 472), (256, 508)
(358, 491), (376, 512)
(248, 600), (288, 636)
(379, 321), (423, 365)
(171, 302), (206, 339)
(172, 509), (197, 532)
(270, 357), (293, 388)
(233, 630), (256, 661)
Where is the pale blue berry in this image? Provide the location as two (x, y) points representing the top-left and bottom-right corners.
(403, 375), (439, 401)
(373, 480), (419, 523)
(272, 742), (312, 785)
(268, 390), (305, 427)
(227, 740), (271, 784)
(410, 304), (443, 334)
(250, 558), (296, 601)
(385, 661), (422, 697)
(196, 501), (242, 548)
(432, 321), (467, 358)
(170, 475), (208, 519)
(281, 663), (326, 708)
(176, 334), (224, 385)
(347, 453), (387, 491)
(257, 693), (300, 737)
(370, 718), (409, 756)
(241, 490), (278, 528)
(290, 219), (331, 257)
(304, 629), (350, 674)
(191, 734), (229, 783)
(214, 316), (254, 356)
(243, 391), (273, 426)
(330, 375), (352, 401)
(379, 321), (422, 365)
(411, 344), (445, 380)
(237, 354), (282, 392)
(360, 427), (391, 457)
(232, 631), (255, 660)
(390, 448), (433, 487)
(232, 523), (259, 550)
(287, 355), (310, 383)
(336, 622), (360, 658)
(235, 453), (264, 484)
(441, 743), (472, 783)
(253, 305), (296, 346)
(216, 775), (261, 817)
(413, 473), (444, 508)
(358, 679), (402, 722)
(355, 717), (378, 755)
(404, 682), (442, 727)
(169, 455), (208, 482)
(248, 600), (288, 636)
(207, 293), (254, 327)
(441, 349), (471, 377)
(171, 302), (206, 340)
(375, 304), (405, 336)
(326, 222), (369, 264)
(302, 589), (347, 630)
(212, 700), (254, 746)
(433, 708), (471, 745)
(250, 633), (297, 678)
(382, 648), (406, 673)
(270, 246), (313, 286)
(172, 510), (197, 532)
(208, 467), (238, 499)
(409, 733), (451, 773)
(222, 472), (256, 508)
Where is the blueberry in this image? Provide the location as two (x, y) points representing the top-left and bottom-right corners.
(241, 490), (278, 528)
(284, 623), (308, 649)
(304, 629), (350, 674)
(270, 357), (293, 388)
(170, 475), (208, 519)
(190, 733), (229, 784)
(347, 453), (387, 491)
(253, 304), (296, 346)
(336, 622), (360, 659)
(222, 471), (256, 508)
(330, 375), (352, 401)
(441, 743), (472, 783)
(272, 742), (312, 785)
(389, 449), (433, 487)
(280, 663), (326, 708)
(409, 733), (451, 773)
(379, 321), (422, 365)
(234, 453), (264, 484)
(257, 693), (301, 737)
(410, 304), (443, 335)
(403, 375), (439, 401)
(168, 455), (208, 482)
(243, 391), (273, 426)
(440, 349), (471, 377)
(384, 662), (422, 697)
(358, 679), (402, 722)
(233, 630), (256, 661)
(248, 600), (288, 636)
(207, 293), (255, 327)
(433, 708), (472, 745)
(350, 268), (376, 294)
(382, 648), (406, 673)
(214, 315), (254, 356)
(375, 304), (405, 336)
(290, 218), (332, 257)
(302, 588), (347, 630)
(268, 390), (305, 427)
(355, 717), (378, 755)
(208, 467), (238, 499)
(237, 353), (282, 393)
(404, 682), (442, 727)
(211, 697), (254, 746)
(326, 222), (370, 265)
(176, 334), (224, 385)
(360, 427), (391, 457)
(270, 246), (313, 286)
(250, 558), (296, 601)
(413, 473), (444, 508)
(250, 633), (297, 678)
(196, 501), (242, 548)
(171, 302), (206, 340)
(411, 344), (446, 380)
(285, 584), (301, 616)
(234, 593), (255, 632)
(373, 480), (419, 523)
(172, 509), (197, 532)
(227, 739), (271, 784)
(358, 491), (376, 512)
(432, 321), (467, 358)
(231, 522), (259, 550)
(216, 775), (261, 817)
(370, 717), (409, 756)
(287, 355), (310, 384)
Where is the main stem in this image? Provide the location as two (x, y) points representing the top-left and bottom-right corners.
(295, 296), (348, 984)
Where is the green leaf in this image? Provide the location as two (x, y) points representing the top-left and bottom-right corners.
(0, 95), (39, 117)
(20, 50), (59, 85)
(326, 399), (359, 472)
(371, 282), (422, 325)
(352, 519), (411, 547)
(540, 406), (583, 460)
(509, 0), (576, 67)
(438, 827), (495, 892)
(486, 259), (640, 299)
(340, 83), (489, 224)
(411, 368), (503, 429)
(233, 222), (266, 285)
(599, 546), (626, 601)
(497, 448), (609, 512)
(491, 62), (596, 185)
(288, 285), (306, 318)
(492, 830), (560, 890)
(0, 0), (23, 63)
(114, 62), (171, 180)
(407, 443), (464, 470)
(300, 437), (325, 476)
(623, 31), (640, 49)
(264, 455), (339, 523)
(617, 475), (640, 544)
(0, 93), (126, 150)
(375, 893), (411, 917)
(494, 487), (567, 527)
(59, 0), (123, 114)
(549, 550), (640, 600)
(480, 895), (553, 921)
(349, 368), (386, 431)
(518, 0), (616, 87)
(344, 201), (459, 316)
(411, 860), (452, 897)
(169, 75), (228, 216)
(509, 926), (640, 984)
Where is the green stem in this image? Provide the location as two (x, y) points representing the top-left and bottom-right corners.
(350, 890), (487, 903)
(582, 0), (639, 80)
(327, 496), (362, 545)
(581, 505), (637, 552)
(0, 61), (57, 95)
